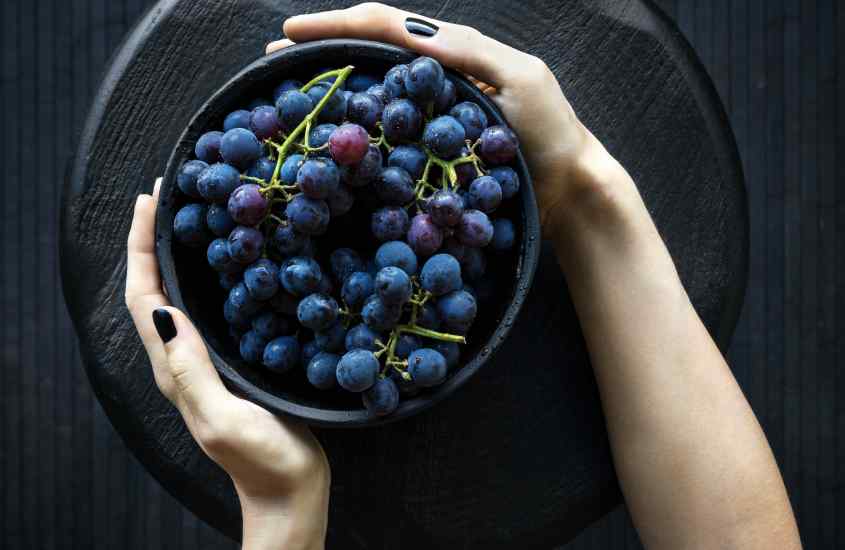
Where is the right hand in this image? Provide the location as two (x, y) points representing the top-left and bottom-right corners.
(267, 3), (628, 239)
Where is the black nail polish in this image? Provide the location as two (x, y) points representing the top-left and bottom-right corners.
(405, 17), (438, 38)
(152, 308), (177, 343)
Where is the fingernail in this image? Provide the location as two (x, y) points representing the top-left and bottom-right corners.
(405, 17), (438, 38)
(152, 309), (177, 343)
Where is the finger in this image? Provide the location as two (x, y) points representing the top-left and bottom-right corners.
(283, 3), (526, 87)
(265, 38), (296, 55)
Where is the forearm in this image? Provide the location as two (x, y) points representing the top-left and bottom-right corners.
(239, 482), (329, 550)
(551, 136), (800, 549)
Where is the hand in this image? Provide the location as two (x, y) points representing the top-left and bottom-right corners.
(267, 2), (630, 239)
(125, 180), (329, 550)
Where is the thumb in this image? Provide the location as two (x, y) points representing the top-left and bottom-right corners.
(152, 307), (232, 423)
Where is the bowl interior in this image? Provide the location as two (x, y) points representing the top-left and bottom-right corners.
(157, 40), (540, 427)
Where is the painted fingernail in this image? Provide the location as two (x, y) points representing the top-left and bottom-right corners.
(152, 308), (177, 343)
(405, 17), (438, 38)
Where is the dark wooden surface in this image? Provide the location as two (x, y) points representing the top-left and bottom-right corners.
(1, 1), (842, 550)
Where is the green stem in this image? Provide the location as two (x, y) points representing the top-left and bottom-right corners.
(300, 68), (350, 93)
(240, 174), (268, 186)
(397, 324), (466, 343)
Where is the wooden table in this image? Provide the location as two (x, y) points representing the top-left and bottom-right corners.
(60, 1), (747, 548)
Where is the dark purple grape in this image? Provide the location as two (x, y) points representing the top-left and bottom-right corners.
(436, 289), (477, 333)
(240, 330), (268, 363)
(308, 123), (338, 156)
(346, 92), (384, 132)
(176, 160), (208, 198)
(490, 218), (515, 251)
(374, 166), (415, 205)
(269, 222), (308, 255)
(467, 175), (503, 213)
(365, 84), (390, 105)
(347, 73), (380, 93)
(407, 348), (447, 387)
(280, 153), (305, 184)
(407, 213), (444, 257)
(297, 293), (338, 331)
(361, 295), (402, 332)
(417, 302), (440, 330)
(428, 190), (464, 227)
(197, 162), (240, 203)
(228, 226), (264, 264)
(275, 89), (313, 133)
(344, 145), (383, 187)
(387, 145), (427, 180)
(279, 256), (322, 296)
(341, 272), (375, 309)
(429, 340), (460, 369)
(263, 336), (300, 373)
(247, 156), (276, 181)
(273, 79), (303, 102)
(330, 248), (365, 283)
(285, 195), (330, 235)
(306, 83), (346, 124)
(449, 101), (489, 142)
(194, 131), (223, 163)
(328, 123), (370, 165)
(345, 323), (381, 351)
(327, 183), (355, 216)
(375, 266), (412, 306)
(423, 115), (465, 159)
(228, 282), (262, 317)
(383, 64), (408, 99)
(381, 99), (422, 144)
(454, 147), (477, 187)
(456, 209), (493, 247)
(478, 125), (519, 165)
(420, 253), (462, 296)
(434, 78), (456, 114)
(363, 377), (399, 416)
(315, 322), (347, 353)
(301, 340), (320, 367)
(228, 184), (268, 226)
(374, 241), (418, 275)
(488, 166), (520, 199)
(404, 57), (445, 104)
(244, 258), (280, 300)
(297, 158), (340, 200)
(371, 206), (410, 242)
(173, 203), (210, 247)
(307, 352), (340, 389)
(460, 246), (486, 282)
(394, 334), (421, 360)
(224, 110), (252, 131)
(219, 271), (241, 291)
(336, 350), (379, 392)
(250, 105), (283, 140)
(252, 311), (290, 340)
(207, 238), (239, 272)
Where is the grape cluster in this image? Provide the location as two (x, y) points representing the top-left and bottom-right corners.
(171, 57), (521, 417)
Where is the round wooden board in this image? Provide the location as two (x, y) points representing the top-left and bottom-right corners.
(60, 1), (747, 548)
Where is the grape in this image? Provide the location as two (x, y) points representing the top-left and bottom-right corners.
(327, 183), (355, 216)
(336, 350), (379, 392)
(194, 131), (223, 163)
(375, 241), (418, 275)
(197, 162), (240, 203)
(346, 92), (384, 132)
(306, 83), (346, 124)
(441, 236), (467, 262)
(434, 78), (457, 114)
(219, 272), (241, 291)
(407, 348), (447, 387)
(296, 293), (338, 331)
(328, 123), (370, 165)
(301, 339), (320, 367)
(246, 156), (276, 181)
(436, 289), (477, 333)
(269, 222), (307, 255)
(420, 254), (462, 296)
(374, 266), (412, 306)
(176, 160), (208, 198)
(488, 166), (520, 199)
(456, 209), (494, 247)
(297, 158), (340, 199)
(224, 109), (252, 131)
(467, 175), (503, 213)
(347, 73), (380, 93)
(344, 145), (382, 187)
(250, 105), (283, 140)
(371, 206), (410, 242)
(247, 98), (273, 109)
(407, 213), (443, 257)
(383, 64), (408, 99)
(422, 115), (465, 159)
(394, 334), (421, 359)
(341, 272), (374, 309)
(223, 299), (246, 326)
(240, 330), (268, 363)
(280, 153), (305, 184)
(307, 123), (338, 155)
(279, 256), (322, 296)
(285, 195), (330, 235)
(263, 335), (300, 373)
(228, 282), (261, 315)
(429, 340), (460, 369)
(381, 99), (422, 144)
(374, 166), (415, 205)
(449, 101), (488, 142)
(173, 203), (211, 247)
(307, 352), (340, 389)
(427, 190), (464, 227)
(453, 147), (477, 187)
(365, 84), (390, 105)
(361, 295), (402, 331)
(387, 145), (427, 180)
(227, 184), (268, 226)
(416, 302), (440, 330)
(404, 57), (445, 104)
(207, 238), (240, 273)
(461, 246), (486, 282)
(244, 259), (280, 300)
(275, 89), (313, 132)
(363, 377), (400, 416)
(227, 226), (263, 264)
(490, 218), (515, 251)
(477, 125), (519, 165)
(345, 323), (381, 351)
(330, 248), (365, 283)
(273, 79), (303, 102)
(252, 311), (290, 340)
(315, 321), (346, 352)
(221, 128), (262, 170)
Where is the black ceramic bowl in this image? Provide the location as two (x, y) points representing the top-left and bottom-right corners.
(156, 39), (540, 427)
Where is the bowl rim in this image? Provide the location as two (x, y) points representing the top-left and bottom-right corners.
(156, 39), (541, 428)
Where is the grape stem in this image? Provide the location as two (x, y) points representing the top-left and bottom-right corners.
(397, 324), (466, 343)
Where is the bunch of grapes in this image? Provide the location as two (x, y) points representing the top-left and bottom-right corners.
(171, 56), (521, 417)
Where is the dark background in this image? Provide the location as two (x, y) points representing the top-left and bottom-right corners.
(1, 0), (842, 548)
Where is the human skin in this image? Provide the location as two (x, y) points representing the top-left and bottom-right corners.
(126, 4), (801, 549)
